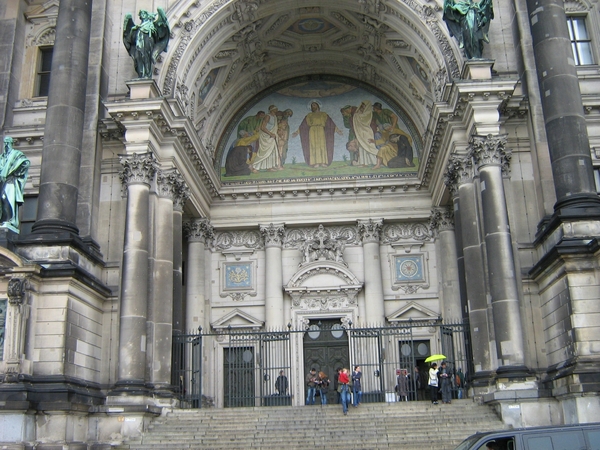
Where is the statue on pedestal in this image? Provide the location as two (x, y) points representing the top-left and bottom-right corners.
(0, 137), (30, 233)
(123, 8), (170, 79)
(443, 0), (494, 59)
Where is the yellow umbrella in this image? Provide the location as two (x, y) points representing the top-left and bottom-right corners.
(424, 354), (446, 363)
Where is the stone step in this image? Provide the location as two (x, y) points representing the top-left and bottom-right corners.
(118, 400), (507, 450)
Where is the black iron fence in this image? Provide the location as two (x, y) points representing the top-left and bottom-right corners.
(172, 320), (472, 408)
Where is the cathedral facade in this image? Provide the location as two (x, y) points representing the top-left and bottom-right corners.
(1, 0), (600, 446)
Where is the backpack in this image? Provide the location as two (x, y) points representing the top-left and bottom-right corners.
(455, 373), (461, 387)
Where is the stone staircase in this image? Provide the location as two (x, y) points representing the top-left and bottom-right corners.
(116, 399), (508, 450)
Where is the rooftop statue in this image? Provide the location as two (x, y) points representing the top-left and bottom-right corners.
(123, 8), (170, 79)
(443, 0), (494, 60)
(0, 137), (30, 233)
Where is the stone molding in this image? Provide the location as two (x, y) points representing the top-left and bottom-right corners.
(119, 153), (159, 187)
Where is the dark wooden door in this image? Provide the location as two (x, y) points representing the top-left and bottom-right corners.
(303, 319), (349, 404)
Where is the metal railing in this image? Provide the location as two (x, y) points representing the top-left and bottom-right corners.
(172, 320), (472, 408)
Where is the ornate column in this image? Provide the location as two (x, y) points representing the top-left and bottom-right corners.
(472, 135), (527, 375)
(357, 219), (385, 325)
(526, 0), (600, 213)
(116, 152), (157, 391)
(429, 207), (462, 322)
(259, 223), (285, 329)
(172, 178), (190, 335)
(446, 154), (494, 378)
(32, 0), (93, 235)
(0, 277), (32, 379)
(184, 219), (213, 332)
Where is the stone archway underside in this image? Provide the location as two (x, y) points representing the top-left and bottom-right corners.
(158, 0), (461, 156)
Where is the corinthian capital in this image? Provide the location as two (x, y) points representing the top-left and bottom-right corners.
(119, 152), (158, 186)
(156, 170), (190, 211)
(184, 218), (214, 245)
(260, 223), (285, 247)
(429, 207), (455, 234)
(471, 134), (511, 172)
(357, 219), (383, 244)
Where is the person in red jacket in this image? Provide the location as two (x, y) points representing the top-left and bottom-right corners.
(338, 368), (351, 415)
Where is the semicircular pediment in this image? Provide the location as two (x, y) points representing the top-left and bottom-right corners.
(286, 260), (361, 290)
(217, 75), (423, 186)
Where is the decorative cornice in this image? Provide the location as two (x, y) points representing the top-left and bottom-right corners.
(118, 152), (159, 187)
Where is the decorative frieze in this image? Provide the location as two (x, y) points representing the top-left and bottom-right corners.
(380, 222), (432, 244)
(297, 225), (348, 266)
(214, 230), (263, 250)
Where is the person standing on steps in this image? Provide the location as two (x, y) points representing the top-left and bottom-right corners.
(275, 370), (288, 396)
(429, 362), (439, 405)
(352, 365), (362, 407)
(318, 371), (330, 405)
(338, 368), (351, 415)
(306, 368), (317, 405)
(439, 361), (452, 404)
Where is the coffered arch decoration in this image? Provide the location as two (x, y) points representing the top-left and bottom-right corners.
(157, 0), (462, 157)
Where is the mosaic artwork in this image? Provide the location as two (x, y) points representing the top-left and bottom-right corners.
(393, 255), (425, 283)
(218, 78), (422, 184)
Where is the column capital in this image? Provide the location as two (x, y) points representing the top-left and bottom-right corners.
(7, 277), (30, 306)
(357, 219), (383, 244)
(430, 207), (455, 234)
(471, 134), (511, 173)
(260, 223), (285, 248)
(184, 218), (214, 245)
(119, 152), (159, 187)
(156, 169), (190, 211)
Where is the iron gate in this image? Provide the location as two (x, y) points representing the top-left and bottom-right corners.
(172, 320), (471, 408)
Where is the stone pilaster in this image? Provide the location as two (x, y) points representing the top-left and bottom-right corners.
(447, 153), (494, 379)
(357, 219), (385, 326)
(184, 219), (213, 332)
(0, 277), (32, 379)
(32, 0), (93, 236)
(259, 223), (285, 329)
(472, 134), (527, 376)
(172, 177), (190, 335)
(430, 207), (462, 322)
(115, 152), (157, 392)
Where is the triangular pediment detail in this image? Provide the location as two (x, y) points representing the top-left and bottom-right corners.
(387, 301), (439, 323)
(26, 1), (60, 20)
(211, 308), (264, 330)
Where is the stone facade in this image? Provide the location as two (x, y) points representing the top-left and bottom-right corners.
(1, 0), (600, 446)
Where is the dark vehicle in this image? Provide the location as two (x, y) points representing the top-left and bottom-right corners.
(453, 423), (600, 450)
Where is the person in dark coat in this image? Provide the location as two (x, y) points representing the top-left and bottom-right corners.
(224, 144), (252, 176)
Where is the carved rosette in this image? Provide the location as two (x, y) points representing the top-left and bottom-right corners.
(260, 223), (285, 248)
(7, 278), (29, 305)
(184, 218), (214, 246)
(471, 134), (511, 173)
(119, 152), (158, 187)
(357, 219), (383, 244)
(429, 207), (454, 234)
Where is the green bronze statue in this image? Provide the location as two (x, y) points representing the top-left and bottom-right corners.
(443, 0), (494, 60)
(0, 137), (30, 233)
(123, 8), (170, 79)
